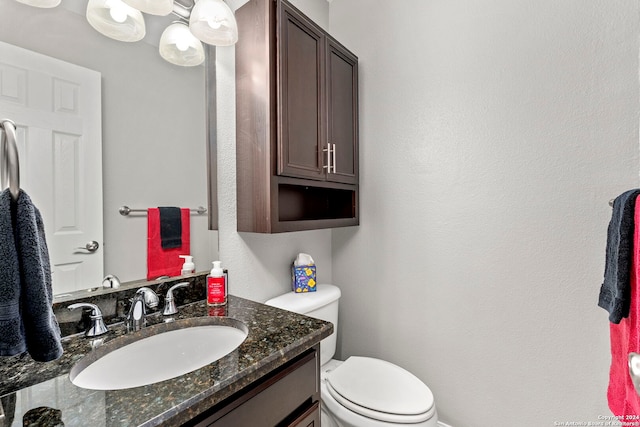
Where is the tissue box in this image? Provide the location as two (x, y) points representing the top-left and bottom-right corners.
(292, 264), (317, 293)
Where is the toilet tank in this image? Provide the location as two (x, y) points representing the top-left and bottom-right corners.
(265, 284), (341, 366)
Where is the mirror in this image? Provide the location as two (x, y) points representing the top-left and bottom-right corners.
(0, 0), (219, 295)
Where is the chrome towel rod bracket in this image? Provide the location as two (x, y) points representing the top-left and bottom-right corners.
(0, 119), (20, 200)
(119, 205), (207, 216)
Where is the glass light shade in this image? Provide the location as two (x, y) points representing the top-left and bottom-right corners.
(159, 22), (205, 67)
(121, 0), (173, 16)
(86, 0), (146, 42)
(189, 0), (238, 46)
(15, 0), (61, 8)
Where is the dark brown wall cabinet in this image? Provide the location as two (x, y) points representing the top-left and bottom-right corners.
(236, 0), (359, 233)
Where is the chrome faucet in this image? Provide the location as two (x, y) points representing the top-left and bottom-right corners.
(68, 303), (109, 337)
(127, 287), (159, 331)
(162, 282), (190, 316)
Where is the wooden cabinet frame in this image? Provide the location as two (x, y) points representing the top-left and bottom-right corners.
(236, 0), (359, 233)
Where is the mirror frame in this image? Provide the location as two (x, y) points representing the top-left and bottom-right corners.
(206, 45), (218, 231)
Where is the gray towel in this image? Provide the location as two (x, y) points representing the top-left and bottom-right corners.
(0, 189), (24, 356)
(0, 189), (62, 362)
(598, 189), (640, 323)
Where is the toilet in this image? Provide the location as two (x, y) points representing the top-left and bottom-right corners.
(265, 284), (440, 427)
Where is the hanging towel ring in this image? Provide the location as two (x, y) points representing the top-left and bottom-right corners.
(0, 119), (20, 200)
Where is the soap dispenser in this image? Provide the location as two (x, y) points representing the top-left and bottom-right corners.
(179, 255), (195, 275)
(207, 261), (226, 306)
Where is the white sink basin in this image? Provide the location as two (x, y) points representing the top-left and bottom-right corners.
(70, 317), (248, 390)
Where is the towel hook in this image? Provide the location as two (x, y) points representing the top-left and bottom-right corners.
(0, 119), (20, 200)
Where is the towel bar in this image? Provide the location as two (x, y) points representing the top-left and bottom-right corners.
(119, 205), (207, 216)
(0, 119), (20, 200)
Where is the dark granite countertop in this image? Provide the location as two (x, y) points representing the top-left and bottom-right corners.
(0, 294), (332, 426)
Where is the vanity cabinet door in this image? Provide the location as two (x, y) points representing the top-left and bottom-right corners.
(277, 1), (326, 181)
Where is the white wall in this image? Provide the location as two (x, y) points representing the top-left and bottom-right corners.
(0, 0), (216, 284)
(216, 0), (332, 301)
(329, 0), (639, 426)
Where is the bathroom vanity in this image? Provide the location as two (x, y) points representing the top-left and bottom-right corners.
(0, 285), (331, 426)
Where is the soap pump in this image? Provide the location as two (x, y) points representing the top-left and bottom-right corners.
(207, 261), (226, 306)
(179, 255), (195, 275)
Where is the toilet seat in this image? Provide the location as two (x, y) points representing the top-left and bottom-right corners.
(325, 356), (436, 424)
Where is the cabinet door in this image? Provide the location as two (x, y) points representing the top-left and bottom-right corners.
(326, 37), (358, 185)
(277, 1), (326, 181)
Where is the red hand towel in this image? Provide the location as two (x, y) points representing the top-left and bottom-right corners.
(608, 195), (640, 414)
(147, 208), (190, 281)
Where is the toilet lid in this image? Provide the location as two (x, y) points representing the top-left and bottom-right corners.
(325, 356), (435, 423)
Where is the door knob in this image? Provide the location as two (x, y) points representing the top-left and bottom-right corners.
(76, 241), (99, 252)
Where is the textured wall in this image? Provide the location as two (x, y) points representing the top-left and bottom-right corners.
(329, 0), (639, 425)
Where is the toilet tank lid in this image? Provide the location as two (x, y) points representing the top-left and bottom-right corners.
(265, 284), (341, 315)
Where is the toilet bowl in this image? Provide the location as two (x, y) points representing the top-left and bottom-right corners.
(265, 284), (440, 427)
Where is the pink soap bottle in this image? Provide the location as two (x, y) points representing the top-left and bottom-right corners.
(207, 261), (227, 306)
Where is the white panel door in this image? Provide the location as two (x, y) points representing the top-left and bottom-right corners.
(0, 41), (103, 295)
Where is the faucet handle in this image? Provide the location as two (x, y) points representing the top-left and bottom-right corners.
(136, 287), (159, 309)
(102, 274), (121, 289)
(163, 282), (190, 316)
(68, 303), (109, 337)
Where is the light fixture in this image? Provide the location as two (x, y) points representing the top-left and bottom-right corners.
(159, 21), (205, 67)
(121, 0), (173, 16)
(14, 0), (238, 65)
(189, 0), (238, 46)
(15, 0), (60, 8)
(86, 0), (146, 42)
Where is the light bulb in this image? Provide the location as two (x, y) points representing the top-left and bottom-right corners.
(176, 38), (189, 52)
(86, 0), (146, 42)
(109, 4), (128, 23)
(189, 0), (238, 46)
(159, 22), (205, 66)
(207, 18), (223, 29)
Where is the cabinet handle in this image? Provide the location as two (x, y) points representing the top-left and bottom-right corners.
(323, 142), (332, 172)
(332, 143), (337, 174)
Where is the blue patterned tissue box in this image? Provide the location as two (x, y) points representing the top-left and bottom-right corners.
(292, 264), (316, 293)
